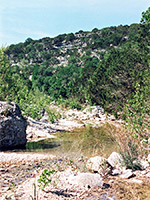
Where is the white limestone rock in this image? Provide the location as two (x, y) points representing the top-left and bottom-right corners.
(87, 156), (112, 175)
(68, 172), (103, 188)
(107, 152), (123, 168)
(120, 169), (135, 179)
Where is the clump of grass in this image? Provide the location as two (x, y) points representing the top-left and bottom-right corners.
(80, 123), (117, 157)
(114, 125), (147, 170)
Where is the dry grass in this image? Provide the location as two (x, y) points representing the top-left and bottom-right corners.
(109, 178), (150, 200)
(113, 122), (150, 160)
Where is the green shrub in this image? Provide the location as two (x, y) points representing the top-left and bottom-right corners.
(38, 169), (55, 190)
(69, 99), (82, 110)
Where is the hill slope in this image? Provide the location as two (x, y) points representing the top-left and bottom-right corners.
(4, 23), (150, 113)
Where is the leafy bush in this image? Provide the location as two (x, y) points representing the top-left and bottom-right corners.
(47, 109), (61, 123)
(16, 89), (51, 119)
(57, 97), (82, 110)
(118, 68), (150, 169)
(69, 99), (82, 110)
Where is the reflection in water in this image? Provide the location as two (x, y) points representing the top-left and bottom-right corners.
(26, 123), (118, 158)
(26, 140), (60, 151)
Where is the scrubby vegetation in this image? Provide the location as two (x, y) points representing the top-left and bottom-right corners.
(0, 8), (150, 167)
(2, 22), (150, 114)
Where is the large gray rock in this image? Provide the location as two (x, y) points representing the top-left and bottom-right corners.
(0, 102), (27, 149)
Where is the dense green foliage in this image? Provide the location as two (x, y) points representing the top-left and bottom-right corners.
(0, 48), (53, 119)
(1, 22), (150, 117)
(141, 7), (150, 23)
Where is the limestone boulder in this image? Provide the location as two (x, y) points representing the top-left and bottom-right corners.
(87, 156), (112, 176)
(0, 101), (27, 149)
(107, 152), (123, 168)
(68, 172), (103, 188)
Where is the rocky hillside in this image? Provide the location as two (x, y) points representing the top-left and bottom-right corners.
(2, 23), (150, 115)
(6, 24), (141, 66)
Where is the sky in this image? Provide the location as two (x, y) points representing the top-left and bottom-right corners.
(0, 0), (149, 46)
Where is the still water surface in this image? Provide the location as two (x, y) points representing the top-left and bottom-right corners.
(25, 123), (118, 159)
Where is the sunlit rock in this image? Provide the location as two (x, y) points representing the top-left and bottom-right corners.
(68, 172), (103, 188)
(107, 152), (123, 168)
(87, 156), (112, 175)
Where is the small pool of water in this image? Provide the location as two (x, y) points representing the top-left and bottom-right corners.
(25, 123), (118, 159)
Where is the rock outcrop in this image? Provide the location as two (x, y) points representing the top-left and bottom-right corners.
(0, 101), (27, 149)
